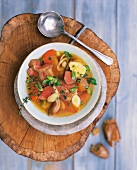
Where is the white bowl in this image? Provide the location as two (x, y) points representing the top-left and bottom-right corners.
(17, 43), (101, 125)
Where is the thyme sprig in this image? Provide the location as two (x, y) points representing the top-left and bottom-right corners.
(18, 97), (30, 115)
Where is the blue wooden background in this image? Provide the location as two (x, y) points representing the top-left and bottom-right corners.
(0, 0), (136, 170)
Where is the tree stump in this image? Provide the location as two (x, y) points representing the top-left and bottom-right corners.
(0, 14), (120, 161)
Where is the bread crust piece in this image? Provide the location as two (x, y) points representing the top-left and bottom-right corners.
(103, 119), (121, 146)
(90, 144), (109, 159)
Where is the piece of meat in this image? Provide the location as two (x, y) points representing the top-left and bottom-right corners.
(28, 59), (54, 80)
(103, 119), (121, 147)
(56, 86), (69, 94)
(64, 71), (76, 84)
(90, 144), (109, 159)
(57, 84), (75, 101)
(36, 64), (54, 80)
(62, 82), (77, 90)
(39, 86), (54, 100)
(28, 59), (41, 69)
(60, 92), (74, 102)
(48, 99), (60, 116)
(27, 68), (38, 76)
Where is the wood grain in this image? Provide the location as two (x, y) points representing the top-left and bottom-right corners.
(0, 13), (119, 162)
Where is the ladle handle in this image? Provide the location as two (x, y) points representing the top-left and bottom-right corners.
(64, 31), (113, 65)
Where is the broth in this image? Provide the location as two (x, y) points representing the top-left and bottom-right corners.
(26, 50), (96, 117)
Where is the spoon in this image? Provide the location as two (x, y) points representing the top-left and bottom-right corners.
(37, 11), (113, 65)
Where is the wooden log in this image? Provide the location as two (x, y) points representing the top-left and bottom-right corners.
(0, 14), (120, 161)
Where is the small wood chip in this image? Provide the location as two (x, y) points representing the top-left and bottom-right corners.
(90, 144), (109, 159)
(92, 127), (100, 136)
(103, 118), (121, 147)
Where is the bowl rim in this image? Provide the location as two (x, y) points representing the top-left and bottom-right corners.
(17, 42), (102, 125)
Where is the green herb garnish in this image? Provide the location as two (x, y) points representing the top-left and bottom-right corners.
(85, 65), (90, 71)
(64, 51), (72, 60)
(63, 95), (67, 99)
(26, 79), (32, 84)
(68, 102), (71, 106)
(85, 85), (89, 89)
(42, 76), (59, 86)
(19, 97), (30, 115)
(42, 79), (50, 85)
(83, 73), (87, 78)
(35, 82), (43, 91)
(70, 86), (78, 93)
(72, 71), (76, 80)
(52, 77), (58, 83)
(23, 97), (30, 103)
(47, 76), (53, 81)
(18, 108), (22, 115)
(88, 78), (97, 85)
(87, 88), (92, 95)
(48, 56), (52, 60)
(76, 79), (81, 82)
(39, 58), (43, 64)
(29, 76), (34, 79)
(61, 90), (65, 94)
(55, 80), (61, 86)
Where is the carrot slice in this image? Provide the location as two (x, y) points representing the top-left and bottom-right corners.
(64, 101), (78, 113)
(30, 95), (38, 101)
(78, 78), (89, 92)
(43, 49), (57, 64)
(78, 82), (86, 92)
(79, 92), (90, 102)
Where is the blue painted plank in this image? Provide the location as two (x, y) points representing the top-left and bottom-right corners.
(116, 0), (137, 170)
(74, 0), (117, 170)
(31, 0), (73, 18)
(30, 157), (73, 170)
(0, 0), (32, 31)
(0, 140), (28, 170)
(0, 1), (33, 170)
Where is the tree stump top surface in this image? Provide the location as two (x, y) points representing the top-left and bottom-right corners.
(0, 14), (120, 161)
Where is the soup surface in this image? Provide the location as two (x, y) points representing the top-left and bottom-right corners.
(26, 49), (97, 117)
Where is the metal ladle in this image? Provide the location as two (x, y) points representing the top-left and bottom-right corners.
(37, 11), (113, 65)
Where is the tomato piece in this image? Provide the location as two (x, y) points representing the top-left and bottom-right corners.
(27, 68), (38, 76)
(43, 49), (57, 64)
